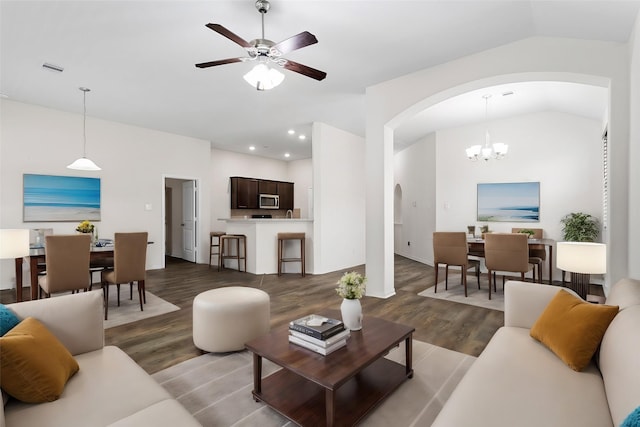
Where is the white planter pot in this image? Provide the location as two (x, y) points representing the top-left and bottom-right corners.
(340, 298), (362, 331)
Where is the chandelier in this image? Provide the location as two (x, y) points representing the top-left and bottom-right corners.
(466, 94), (508, 161)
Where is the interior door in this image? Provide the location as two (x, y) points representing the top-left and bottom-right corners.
(182, 180), (196, 262)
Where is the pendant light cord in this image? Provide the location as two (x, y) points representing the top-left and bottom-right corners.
(83, 89), (87, 157)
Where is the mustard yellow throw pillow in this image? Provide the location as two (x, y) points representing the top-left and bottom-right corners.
(0, 317), (79, 402)
(530, 289), (618, 371)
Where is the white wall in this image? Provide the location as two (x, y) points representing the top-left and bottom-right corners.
(0, 100), (211, 289)
(367, 37), (631, 297)
(393, 133), (436, 264)
(288, 158), (313, 219)
(312, 122), (366, 274)
(435, 112), (603, 280)
(629, 13), (640, 279)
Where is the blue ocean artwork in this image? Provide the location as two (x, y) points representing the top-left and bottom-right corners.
(23, 174), (101, 222)
(477, 182), (540, 222)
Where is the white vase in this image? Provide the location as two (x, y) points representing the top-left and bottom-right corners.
(340, 298), (363, 331)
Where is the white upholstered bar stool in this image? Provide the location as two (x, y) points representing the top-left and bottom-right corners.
(192, 287), (270, 352)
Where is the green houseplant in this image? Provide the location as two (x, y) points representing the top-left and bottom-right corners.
(560, 212), (600, 242)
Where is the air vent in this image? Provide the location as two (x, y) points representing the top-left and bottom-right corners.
(42, 63), (64, 73)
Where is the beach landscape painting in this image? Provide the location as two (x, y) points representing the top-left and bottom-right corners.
(23, 174), (101, 222)
(477, 182), (539, 222)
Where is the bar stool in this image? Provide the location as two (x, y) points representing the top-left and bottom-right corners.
(219, 234), (246, 272)
(277, 232), (305, 277)
(209, 231), (226, 269)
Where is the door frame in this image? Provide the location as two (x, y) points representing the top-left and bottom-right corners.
(161, 174), (201, 268)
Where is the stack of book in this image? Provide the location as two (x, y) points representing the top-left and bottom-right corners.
(288, 314), (350, 356)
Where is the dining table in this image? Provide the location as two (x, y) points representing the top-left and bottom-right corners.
(467, 237), (555, 284)
(14, 245), (114, 302)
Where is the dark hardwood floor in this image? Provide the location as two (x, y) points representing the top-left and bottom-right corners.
(2, 255), (599, 375)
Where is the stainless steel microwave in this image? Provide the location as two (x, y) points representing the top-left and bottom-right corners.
(259, 194), (279, 209)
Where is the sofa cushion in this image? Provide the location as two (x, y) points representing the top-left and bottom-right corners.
(0, 317), (79, 403)
(3, 346), (174, 427)
(107, 399), (203, 426)
(0, 304), (20, 336)
(599, 305), (640, 427)
(431, 327), (613, 427)
(530, 289), (618, 371)
(605, 278), (640, 310)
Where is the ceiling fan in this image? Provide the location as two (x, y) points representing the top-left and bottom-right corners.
(195, 0), (327, 89)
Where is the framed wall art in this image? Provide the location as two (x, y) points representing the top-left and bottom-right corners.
(477, 181), (540, 222)
(23, 174), (101, 222)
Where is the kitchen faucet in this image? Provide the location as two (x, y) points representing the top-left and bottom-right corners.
(286, 209), (293, 219)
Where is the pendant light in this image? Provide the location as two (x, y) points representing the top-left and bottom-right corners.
(67, 87), (101, 171)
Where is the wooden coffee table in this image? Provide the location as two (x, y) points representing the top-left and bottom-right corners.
(245, 310), (415, 427)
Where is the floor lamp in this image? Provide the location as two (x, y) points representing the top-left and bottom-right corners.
(556, 242), (606, 300)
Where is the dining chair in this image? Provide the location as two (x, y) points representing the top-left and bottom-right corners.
(433, 232), (480, 297)
(484, 233), (534, 300)
(512, 227), (544, 283)
(101, 232), (148, 320)
(38, 234), (91, 298)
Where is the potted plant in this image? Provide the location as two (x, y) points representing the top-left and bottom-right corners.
(336, 271), (366, 331)
(560, 212), (600, 242)
(517, 229), (535, 238)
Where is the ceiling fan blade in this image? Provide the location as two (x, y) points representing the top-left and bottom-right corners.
(195, 58), (244, 68)
(271, 31), (318, 55)
(282, 60), (327, 81)
(205, 23), (252, 48)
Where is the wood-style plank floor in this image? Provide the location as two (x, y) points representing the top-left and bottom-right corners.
(2, 255), (599, 375)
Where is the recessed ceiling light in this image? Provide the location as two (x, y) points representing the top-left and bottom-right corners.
(298, 134), (306, 140)
(284, 153), (290, 158)
(249, 146), (256, 151)
(287, 129), (295, 135)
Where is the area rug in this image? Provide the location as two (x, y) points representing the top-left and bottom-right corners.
(152, 340), (476, 427)
(103, 289), (180, 329)
(418, 279), (505, 312)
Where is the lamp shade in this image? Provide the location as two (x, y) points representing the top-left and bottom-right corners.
(0, 229), (30, 259)
(556, 242), (606, 274)
(67, 157), (101, 171)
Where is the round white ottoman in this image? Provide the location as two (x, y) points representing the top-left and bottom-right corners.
(193, 287), (270, 352)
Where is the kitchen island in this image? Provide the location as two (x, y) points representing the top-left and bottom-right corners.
(220, 218), (313, 275)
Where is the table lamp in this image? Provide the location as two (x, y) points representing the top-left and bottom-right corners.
(0, 229), (30, 259)
(556, 242), (606, 300)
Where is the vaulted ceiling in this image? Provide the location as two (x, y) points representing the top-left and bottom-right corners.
(1, 1), (638, 160)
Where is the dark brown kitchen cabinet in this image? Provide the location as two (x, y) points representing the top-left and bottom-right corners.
(231, 177), (258, 209)
(258, 180), (278, 194)
(278, 182), (294, 210)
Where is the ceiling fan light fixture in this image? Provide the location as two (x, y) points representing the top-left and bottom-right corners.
(243, 63), (284, 90)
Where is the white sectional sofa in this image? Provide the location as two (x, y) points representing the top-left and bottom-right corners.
(432, 278), (640, 427)
(1, 291), (201, 427)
